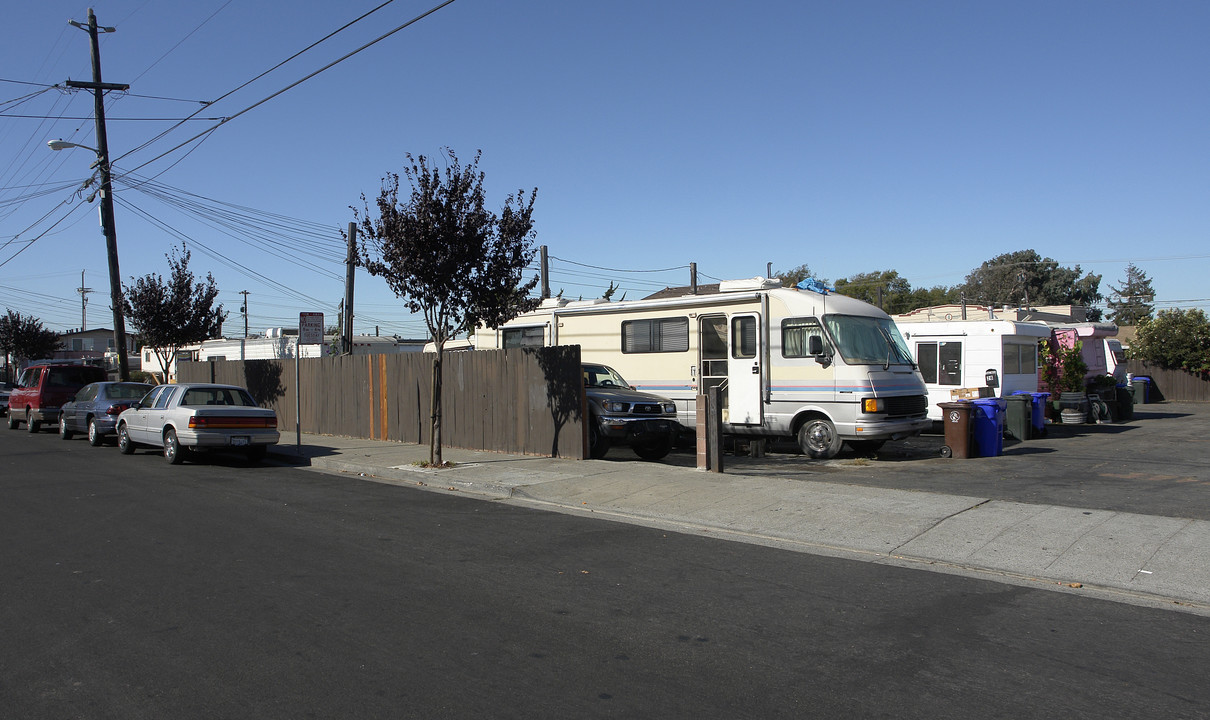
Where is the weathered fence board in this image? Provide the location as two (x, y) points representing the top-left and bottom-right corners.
(1126, 361), (1210, 403)
(179, 347), (586, 457)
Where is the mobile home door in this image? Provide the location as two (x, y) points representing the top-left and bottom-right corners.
(728, 314), (762, 425)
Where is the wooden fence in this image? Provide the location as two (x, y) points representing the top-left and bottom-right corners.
(1125, 360), (1210, 403)
(178, 346), (586, 458)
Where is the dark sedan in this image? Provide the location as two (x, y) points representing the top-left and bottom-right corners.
(59, 381), (154, 446)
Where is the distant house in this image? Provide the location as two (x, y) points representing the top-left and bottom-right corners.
(55, 328), (140, 374)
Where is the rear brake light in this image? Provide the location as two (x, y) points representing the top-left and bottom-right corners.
(188, 416), (277, 429)
(106, 404), (130, 416)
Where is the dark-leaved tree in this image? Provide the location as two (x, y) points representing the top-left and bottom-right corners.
(122, 245), (226, 383)
(352, 149), (540, 465)
(961, 249), (1103, 320)
(0, 309), (62, 377)
(1106, 263), (1155, 326)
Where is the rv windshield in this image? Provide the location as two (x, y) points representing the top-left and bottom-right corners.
(823, 315), (915, 367)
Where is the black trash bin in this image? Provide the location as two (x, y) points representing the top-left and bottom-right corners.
(1004, 394), (1032, 441)
(937, 402), (973, 459)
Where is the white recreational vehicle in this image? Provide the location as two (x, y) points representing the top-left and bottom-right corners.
(474, 277), (932, 458)
(891, 316), (1053, 421)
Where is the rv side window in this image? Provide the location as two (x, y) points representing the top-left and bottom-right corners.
(502, 326), (545, 348)
(622, 317), (689, 353)
(781, 318), (827, 358)
(731, 317), (757, 359)
(917, 341), (962, 385)
(1002, 343), (1036, 375)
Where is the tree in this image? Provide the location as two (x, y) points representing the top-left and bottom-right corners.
(833, 270), (913, 313)
(122, 245), (226, 383)
(772, 264), (823, 288)
(1129, 309), (1210, 376)
(0, 310), (61, 376)
(961, 249), (1103, 320)
(1106, 263), (1155, 326)
(352, 149), (539, 465)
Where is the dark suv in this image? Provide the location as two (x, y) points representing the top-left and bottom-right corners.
(584, 363), (682, 460)
(7, 362), (107, 433)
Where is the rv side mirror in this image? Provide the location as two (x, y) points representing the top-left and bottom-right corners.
(809, 336), (824, 356)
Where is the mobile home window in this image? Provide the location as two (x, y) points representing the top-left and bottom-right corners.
(1002, 342), (1036, 374)
(502, 326), (545, 348)
(622, 317), (689, 353)
(781, 318), (827, 358)
(731, 316), (757, 359)
(916, 341), (962, 385)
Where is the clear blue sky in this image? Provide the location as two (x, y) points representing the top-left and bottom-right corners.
(3, 0), (1207, 339)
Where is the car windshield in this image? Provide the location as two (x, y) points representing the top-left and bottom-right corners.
(822, 314), (915, 367)
(583, 364), (630, 388)
(180, 387), (259, 407)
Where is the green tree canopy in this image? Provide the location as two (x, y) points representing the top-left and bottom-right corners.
(961, 249), (1103, 320)
(1106, 263), (1155, 326)
(833, 270), (913, 313)
(1130, 308), (1210, 376)
(772, 264), (824, 288)
(0, 309), (61, 371)
(122, 244), (226, 382)
(353, 148), (540, 465)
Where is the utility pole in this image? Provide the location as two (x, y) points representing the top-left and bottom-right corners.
(343, 223), (356, 354)
(539, 245), (550, 300)
(65, 9), (130, 380)
(239, 290), (250, 338)
(77, 270), (93, 330)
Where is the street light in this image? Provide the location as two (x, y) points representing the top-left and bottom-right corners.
(47, 136), (130, 380)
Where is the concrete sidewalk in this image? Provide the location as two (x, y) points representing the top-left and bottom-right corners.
(269, 431), (1210, 617)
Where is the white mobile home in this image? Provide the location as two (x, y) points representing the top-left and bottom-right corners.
(891, 317), (1053, 421)
(475, 278), (932, 458)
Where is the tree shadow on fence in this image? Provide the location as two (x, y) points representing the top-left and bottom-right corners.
(532, 346), (584, 458)
(243, 359), (286, 408)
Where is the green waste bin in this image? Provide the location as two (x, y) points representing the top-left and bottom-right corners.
(1004, 393), (1032, 441)
(1131, 377), (1150, 404)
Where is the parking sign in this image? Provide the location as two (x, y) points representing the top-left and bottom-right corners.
(298, 312), (324, 345)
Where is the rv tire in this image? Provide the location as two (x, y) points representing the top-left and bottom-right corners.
(798, 417), (843, 460)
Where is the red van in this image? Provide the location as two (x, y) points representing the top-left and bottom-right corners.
(7, 363), (107, 433)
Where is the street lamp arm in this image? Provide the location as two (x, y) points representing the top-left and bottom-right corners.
(47, 139), (100, 153)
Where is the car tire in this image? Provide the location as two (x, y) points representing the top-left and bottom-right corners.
(117, 424), (135, 455)
(7, 413), (18, 430)
(27, 413), (40, 433)
(163, 428), (185, 465)
(633, 436), (673, 461)
(88, 418), (104, 446)
(59, 416), (73, 440)
(797, 417), (843, 459)
(588, 420), (610, 459)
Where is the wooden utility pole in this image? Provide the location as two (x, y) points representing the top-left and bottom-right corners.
(344, 223), (357, 354)
(65, 9), (130, 380)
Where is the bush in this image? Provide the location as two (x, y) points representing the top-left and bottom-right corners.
(1130, 309), (1210, 377)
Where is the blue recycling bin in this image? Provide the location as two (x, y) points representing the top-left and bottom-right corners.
(1013, 391), (1050, 438)
(970, 398), (1007, 457)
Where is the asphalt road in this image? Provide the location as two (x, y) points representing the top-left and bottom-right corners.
(3, 427), (1209, 718)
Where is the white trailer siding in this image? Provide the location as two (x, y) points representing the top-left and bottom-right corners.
(894, 319), (1052, 421)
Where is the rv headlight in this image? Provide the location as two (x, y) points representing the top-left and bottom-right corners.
(600, 401), (629, 413)
(862, 398), (885, 414)
(662, 402), (676, 414)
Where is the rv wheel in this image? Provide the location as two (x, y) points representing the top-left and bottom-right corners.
(798, 418), (843, 460)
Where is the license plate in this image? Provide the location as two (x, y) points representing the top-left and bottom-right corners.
(231, 436), (250, 446)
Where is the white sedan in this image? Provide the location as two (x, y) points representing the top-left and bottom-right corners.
(116, 383), (279, 464)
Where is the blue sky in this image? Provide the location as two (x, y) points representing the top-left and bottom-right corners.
(2, 0), (1207, 339)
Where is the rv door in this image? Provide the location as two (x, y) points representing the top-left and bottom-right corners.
(728, 314), (762, 425)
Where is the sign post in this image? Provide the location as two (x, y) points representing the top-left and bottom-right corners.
(296, 312), (324, 451)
